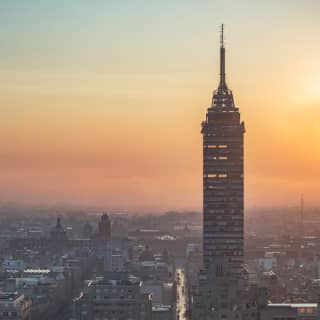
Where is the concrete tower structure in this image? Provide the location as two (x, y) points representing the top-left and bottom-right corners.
(201, 24), (245, 276)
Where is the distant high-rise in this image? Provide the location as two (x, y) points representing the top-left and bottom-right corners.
(95, 213), (111, 243)
(300, 192), (304, 237)
(201, 24), (245, 276)
(50, 216), (68, 241)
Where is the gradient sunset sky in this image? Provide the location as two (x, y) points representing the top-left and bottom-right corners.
(1, 0), (320, 211)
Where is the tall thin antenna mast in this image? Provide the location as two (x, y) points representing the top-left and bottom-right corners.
(219, 24), (226, 89)
(301, 193), (304, 237)
(221, 24), (224, 47)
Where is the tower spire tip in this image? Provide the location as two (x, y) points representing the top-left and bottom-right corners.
(220, 24), (224, 47)
(219, 24), (226, 89)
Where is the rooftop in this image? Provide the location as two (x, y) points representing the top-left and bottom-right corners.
(268, 303), (317, 308)
(0, 292), (21, 301)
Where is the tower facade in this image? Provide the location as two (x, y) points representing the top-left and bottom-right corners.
(95, 213), (111, 243)
(201, 25), (245, 276)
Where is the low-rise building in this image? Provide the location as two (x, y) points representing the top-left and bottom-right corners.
(0, 292), (31, 320)
(260, 303), (319, 320)
(152, 304), (173, 320)
(75, 272), (152, 320)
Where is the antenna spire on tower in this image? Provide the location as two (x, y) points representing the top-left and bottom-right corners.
(219, 24), (227, 89)
(301, 192), (304, 237)
(220, 24), (224, 47)
(210, 24), (236, 109)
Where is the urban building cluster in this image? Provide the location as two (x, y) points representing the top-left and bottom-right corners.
(0, 209), (198, 320)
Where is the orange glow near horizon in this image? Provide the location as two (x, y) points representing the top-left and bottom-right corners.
(1, 1), (320, 211)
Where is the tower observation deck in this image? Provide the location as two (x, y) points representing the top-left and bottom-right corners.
(201, 25), (245, 276)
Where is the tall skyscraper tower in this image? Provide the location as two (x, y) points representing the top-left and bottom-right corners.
(201, 25), (245, 276)
(192, 27), (259, 320)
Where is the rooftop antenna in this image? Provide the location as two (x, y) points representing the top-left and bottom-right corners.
(220, 23), (224, 47)
(219, 24), (227, 89)
(300, 193), (304, 238)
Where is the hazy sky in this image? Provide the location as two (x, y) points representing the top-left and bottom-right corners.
(1, 0), (320, 211)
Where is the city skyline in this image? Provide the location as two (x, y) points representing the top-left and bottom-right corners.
(1, 3), (320, 319)
(1, 0), (320, 211)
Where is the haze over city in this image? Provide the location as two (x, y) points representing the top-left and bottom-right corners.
(1, 0), (320, 211)
(2, 1), (320, 320)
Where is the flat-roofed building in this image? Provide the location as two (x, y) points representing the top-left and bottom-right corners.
(260, 303), (319, 320)
(76, 272), (152, 320)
